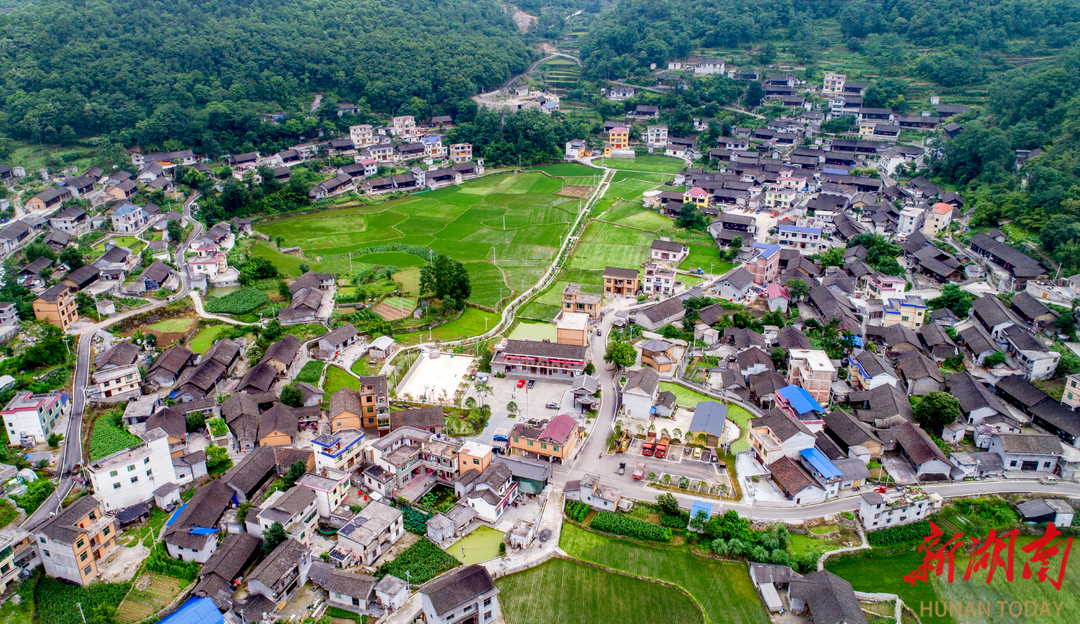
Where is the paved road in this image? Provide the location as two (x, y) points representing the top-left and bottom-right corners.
(490, 52), (582, 93)
(22, 193), (204, 529)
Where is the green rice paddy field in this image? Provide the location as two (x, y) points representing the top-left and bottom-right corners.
(255, 172), (585, 308)
(596, 154), (686, 174)
(497, 558), (705, 624)
(560, 523), (768, 624)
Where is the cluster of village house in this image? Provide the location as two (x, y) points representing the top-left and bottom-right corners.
(0, 316), (568, 621)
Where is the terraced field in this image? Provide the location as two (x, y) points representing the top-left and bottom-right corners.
(116, 573), (186, 624)
(256, 172), (584, 308)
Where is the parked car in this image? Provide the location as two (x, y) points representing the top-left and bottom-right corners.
(527, 379), (535, 388)
(618, 462), (626, 475)
(693, 447), (703, 460)
(596, 328), (602, 336)
(517, 379), (525, 388)
(683, 446), (692, 456)
(493, 428), (509, 442)
(545, 401), (559, 409)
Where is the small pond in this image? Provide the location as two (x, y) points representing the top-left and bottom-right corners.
(446, 525), (505, 565)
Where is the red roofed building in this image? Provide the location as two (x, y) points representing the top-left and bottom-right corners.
(921, 202), (954, 238)
(508, 413), (582, 464)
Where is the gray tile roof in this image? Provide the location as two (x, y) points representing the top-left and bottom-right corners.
(419, 565), (496, 616)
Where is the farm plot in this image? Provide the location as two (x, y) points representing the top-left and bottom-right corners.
(678, 243), (728, 274)
(372, 297), (416, 321)
(598, 154), (686, 174)
(35, 577), (131, 624)
(560, 523), (769, 624)
(377, 537), (459, 585)
(116, 572), (186, 624)
(603, 178), (662, 202)
(189, 324), (230, 353)
(394, 307), (499, 345)
(203, 287), (269, 315)
(90, 411), (142, 461)
(530, 163), (597, 177)
(497, 558), (704, 624)
(611, 170), (676, 184)
(256, 172), (577, 308)
(569, 221), (655, 270)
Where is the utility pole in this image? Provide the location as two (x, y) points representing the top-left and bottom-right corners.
(77, 604), (86, 624)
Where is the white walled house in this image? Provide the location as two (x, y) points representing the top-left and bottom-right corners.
(298, 469), (351, 519)
(858, 490), (942, 530)
(86, 427), (177, 513)
(419, 565), (501, 624)
(2, 391), (68, 445)
(620, 368), (659, 420)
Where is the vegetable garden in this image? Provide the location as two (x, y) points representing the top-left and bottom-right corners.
(590, 510), (671, 542)
(377, 537), (459, 584)
(90, 410), (142, 461)
(866, 520), (933, 547)
(36, 577), (130, 624)
(203, 287), (269, 315)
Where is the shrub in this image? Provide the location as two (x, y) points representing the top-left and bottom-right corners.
(377, 538), (459, 584)
(590, 511), (671, 542)
(660, 511), (689, 528)
(565, 500), (589, 522)
(400, 504), (433, 534)
(145, 546), (200, 581)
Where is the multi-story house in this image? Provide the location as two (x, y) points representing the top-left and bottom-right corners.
(621, 368), (660, 420)
(350, 125), (375, 147)
(684, 187), (709, 209)
(329, 376), (389, 434)
(391, 115), (418, 138)
(92, 341), (141, 399)
(603, 267), (639, 296)
(822, 73), (846, 96)
(450, 143), (473, 164)
(1063, 374), (1080, 411)
(248, 539), (312, 605)
(330, 501), (404, 567)
(111, 202), (146, 233)
(298, 469), (351, 519)
(49, 207), (90, 235)
(2, 391), (67, 445)
(0, 526), (36, 593)
(777, 225), (821, 252)
(362, 427), (433, 497)
(608, 126), (629, 150)
(163, 479), (233, 563)
(642, 263), (676, 296)
(33, 496), (117, 586)
(246, 486), (319, 546)
(33, 284), (77, 331)
(508, 414), (580, 463)
(86, 427), (177, 513)
(764, 186), (796, 211)
(786, 349), (836, 406)
(882, 296), (926, 330)
(419, 565), (501, 624)
(650, 239), (688, 264)
(921, 202), (953, 238)
(747, 243), (780, 285)
(313, 428), (366, 472)
(562, 283), (600, 320)
(645, 125), (668, 150)
(859, 490), (942, 530)
(457, 462), (518, 523)
(866, 275), (907, 301)
(25, 187), (72, 212)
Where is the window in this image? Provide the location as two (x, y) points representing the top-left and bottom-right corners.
(484, 612), (492, 621)
(130, 476), (138, 483)
(484, 598), (492, 607)
(540, 443), (547, 450)
(144, 458), (150, 464)
(43, 550), (50, 557)
(127, 465), (136, 472)
(473, 459), (479, 465)
(103, 527), (110, 536)
(1010, 461), (1017, 467)
(89, 511), (96, 520)
(83, 565), (92, 576)
(513, 437), (519, 443)
(39, 537), (46, 544)
(146, 470), (153, 478)
(113, 483), (121, 490)
(553, 446), (560, 452)
(80, 552), (88, 562)
(109, 470), (118, 477)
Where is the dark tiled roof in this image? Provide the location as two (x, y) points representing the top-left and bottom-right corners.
(994, 375), (1047, 408)
(146, 407), (186, 439)
(789, 571), (867, 624)
(751, 408), (812, 442)
(390, 407), (444, 430)
(500, 339), (586, 361)
(151, 346), (194, 375)
(419, 565), (496, 616)
(640, 297), (686, 323)
(623, 368), (660, 395)
(894, 422), (948, 466)
(777, 325), (812, 350)
(238, 362), (278, 394)
(769, 455), (820, 497)
(250, 538), (308, 586)
(261, 335), (301, 367)
(996, 433), (1062, 456)
(823, 409), (881, 448)
(258, 403), (298, 441)
(96, 341), (139, 368)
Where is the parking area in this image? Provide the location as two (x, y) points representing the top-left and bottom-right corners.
(622, 438), (723, 478)
(464, 376), (581, 446)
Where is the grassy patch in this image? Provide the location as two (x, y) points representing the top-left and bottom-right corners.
(0, 499), (19, 528)
(148, 317), (194, 333)
(394, 307), (499, 345)
(497, 558), (704, 624)
(35, 577), (131, 624)
(678, 244), (729, 274)
(658, 383), (714, 407)
(569, 221), (655, 270)
(189, 324), (230, 353)
(560, 523), (768, 624)
(350, 358), (375, 377)
(530, 163), (598, 177)
(93, 236), (146, 255)
(324, 365), (359, 397)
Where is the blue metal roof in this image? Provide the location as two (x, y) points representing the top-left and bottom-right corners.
(800, 448), (843, 479)
(690, 500), (714, 520)
(159, 597), (223, 624)
(778, 225), (822, 235)
(165, 503), (187, 526)
(776, 385), (824, 414)
(752, 242), (781, 259)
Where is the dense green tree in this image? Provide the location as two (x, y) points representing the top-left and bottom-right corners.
(283, 460), (307, 488)
(927, 285), (976, 317)
(281, 385), (303, 408)
(604, 341), (636, 369)
(913, 392), (961, 432)
(419, 254), (471, 302)
(262, 522), (288, 554)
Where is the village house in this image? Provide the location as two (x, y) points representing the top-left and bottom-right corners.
(418, 565), (501, 624)
(33, 496), (117, 586)
(330, 501), (404, 567)
(33, 284), (78, 331)
(621, 368), (660, 420)
(86, 427), (178, 514)
(490, 340), (587, 382)
(508, 414), (580, 464)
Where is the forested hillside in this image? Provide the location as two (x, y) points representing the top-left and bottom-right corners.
(579, 0), (1080, 78)
(936, 45), (1080, 275)
(0, 0), (532, 151)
